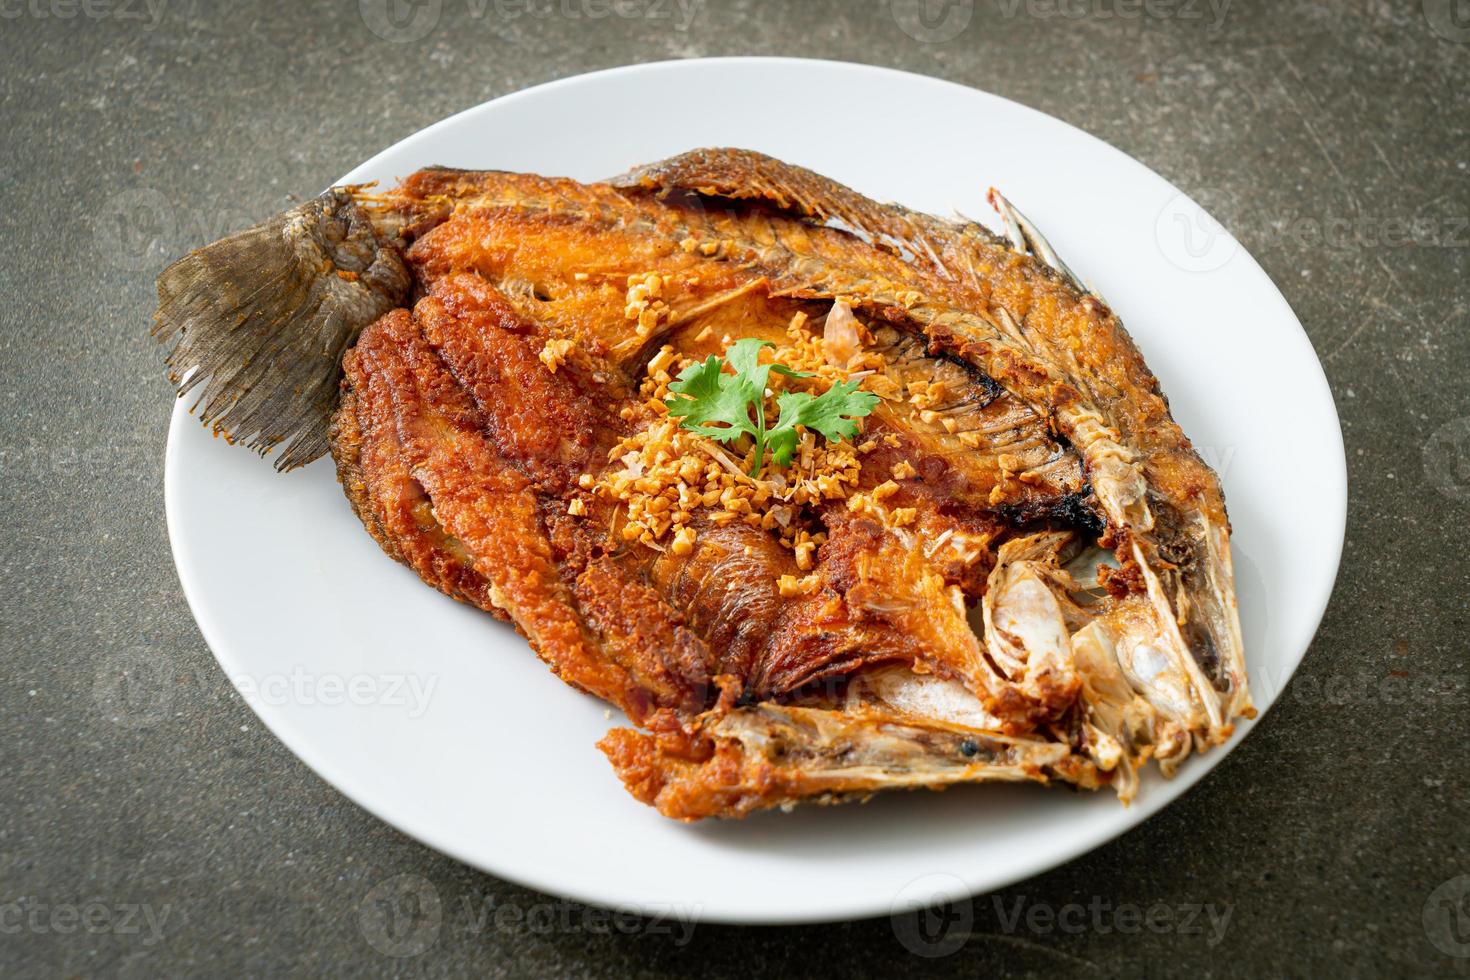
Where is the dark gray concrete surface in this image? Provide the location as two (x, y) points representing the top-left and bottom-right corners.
(2, 0), (1467, 976)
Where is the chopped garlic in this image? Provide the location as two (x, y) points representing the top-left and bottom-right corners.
(778, 573), (821, 598)
(671, 526), (697, 556)
(539, 338), (575, 373)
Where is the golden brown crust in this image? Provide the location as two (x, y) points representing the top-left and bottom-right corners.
(616, 148), (1223, 522)
(342, 302), (658, 720)
(319, 154), (1248, 818)
(333, 348), (505, 618)
(331, 271), (1081, 731)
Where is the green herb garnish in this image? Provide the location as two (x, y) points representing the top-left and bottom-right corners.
(663, 338), (879, 476)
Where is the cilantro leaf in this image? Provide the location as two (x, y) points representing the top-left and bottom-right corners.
(663, 355), (760, 445)
(725, 338), (813, 396)
(663, 339), (875, 476)
(723, 338), (770, 379)
(767, 381), (881, 468)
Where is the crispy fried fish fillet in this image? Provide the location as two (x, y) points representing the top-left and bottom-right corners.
(152, 149), (1252, 819)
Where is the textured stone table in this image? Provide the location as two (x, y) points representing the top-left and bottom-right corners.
(2, 0), (1466, 975)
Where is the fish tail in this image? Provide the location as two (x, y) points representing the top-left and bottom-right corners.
(151, 189), (411, 471)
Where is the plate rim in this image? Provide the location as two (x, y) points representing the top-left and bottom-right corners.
(163, 56), (1347, 925)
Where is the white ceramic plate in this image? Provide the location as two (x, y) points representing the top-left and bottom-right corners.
(165, 58), (1345, 924)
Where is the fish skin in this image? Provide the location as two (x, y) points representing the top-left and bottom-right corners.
(390, 197), (1102, 724)
(395, 162), (1212, 578)
(337, 272), (1028, 718)
(151, 149), (1254, 819)
(612, 148), (1251, 739)
(384, 176), (1089, 517)
(332, 373), (505, 618)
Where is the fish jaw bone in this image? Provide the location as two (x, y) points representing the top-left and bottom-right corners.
(980, 531), (1083, 719)
(1072, 600), (1208, 780)
(1195, 514), (1255, 722)
(1071, 618), (1157, 800)
(598, 702), (1082, 821)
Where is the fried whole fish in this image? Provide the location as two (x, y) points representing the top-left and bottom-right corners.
(153, 149), (1252, 819)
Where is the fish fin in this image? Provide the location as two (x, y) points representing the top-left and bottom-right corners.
(985, 188), (1090, 295)
(615, 148), (1099, 302)
(151, 189), (410, 471)
(613, 147), (1009, 281)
